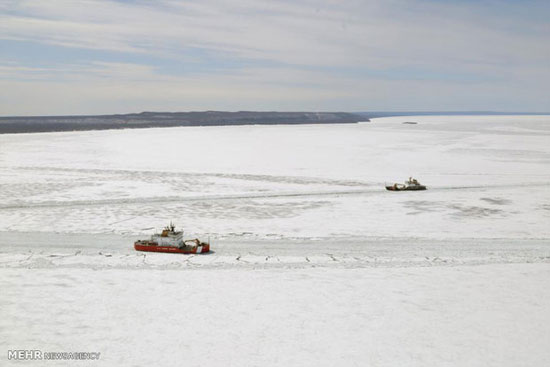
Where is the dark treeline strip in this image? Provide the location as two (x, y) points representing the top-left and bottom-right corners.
(0, 111), (366, 134)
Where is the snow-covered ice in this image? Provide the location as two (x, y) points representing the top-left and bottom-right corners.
(1, 115), (549, 239)
(2, 264), (550, 366)
(1, 115), (549, 366)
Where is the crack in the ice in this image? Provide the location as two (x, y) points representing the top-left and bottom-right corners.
(183, 255), (196, 265)
(25, 252), (34, 262)
(235, 255), (249, 263)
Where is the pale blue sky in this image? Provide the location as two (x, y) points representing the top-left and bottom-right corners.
(1, 0), (548, 115)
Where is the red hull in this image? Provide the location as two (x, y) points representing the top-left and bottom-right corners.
(134, 242), (210, 254)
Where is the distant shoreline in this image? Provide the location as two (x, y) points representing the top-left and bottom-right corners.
(0, 111), (364, 134)
(1, 110), (548, 134)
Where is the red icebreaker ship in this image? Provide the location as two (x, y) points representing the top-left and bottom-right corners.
(134, 223), (210, 254)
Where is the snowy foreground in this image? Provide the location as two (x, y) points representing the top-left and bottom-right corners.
(2, 265), (549, 366)
(1, 115), (550, 366)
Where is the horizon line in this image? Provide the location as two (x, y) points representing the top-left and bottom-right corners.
(1, 110), (550, 119)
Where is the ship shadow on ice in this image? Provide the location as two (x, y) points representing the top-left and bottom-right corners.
(197, 250), (215, 255)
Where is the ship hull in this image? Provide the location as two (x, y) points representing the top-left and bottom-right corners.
(385, 185), (427, 191)
(134, 242), (210, 254)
